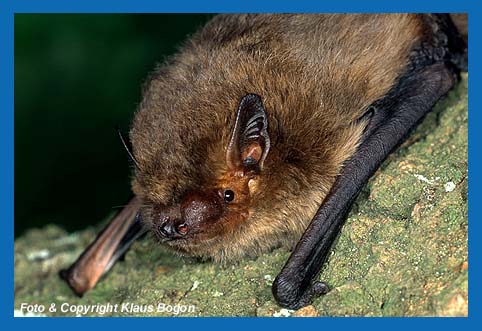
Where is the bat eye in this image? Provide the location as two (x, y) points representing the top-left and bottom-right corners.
(176, 223), (188, 235)
(224, 189), (235, 203)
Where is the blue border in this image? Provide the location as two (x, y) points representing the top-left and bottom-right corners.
(4, 0), (474, 13)
(2, 0), (479, 328)
(1, 0), (14, 322)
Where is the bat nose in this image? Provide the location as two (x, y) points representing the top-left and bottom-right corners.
(159, 221), (176, 238)
(158, 218), (187, 239)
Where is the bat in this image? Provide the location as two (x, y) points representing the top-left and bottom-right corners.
(60, 14), (467, 310)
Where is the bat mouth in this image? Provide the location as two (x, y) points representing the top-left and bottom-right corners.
(160, 234), (221, 257)
(150, 218), (223, 256)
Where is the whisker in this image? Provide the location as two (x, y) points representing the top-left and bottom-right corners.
(111, 204), (149, 209)
(115, 125), (141, 170)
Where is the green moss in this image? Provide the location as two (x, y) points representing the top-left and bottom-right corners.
(14, 74), (468, 317)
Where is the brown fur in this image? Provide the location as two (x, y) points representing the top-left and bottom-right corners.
(129, 14), (446, 262)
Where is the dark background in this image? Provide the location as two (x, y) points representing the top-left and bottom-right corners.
(15, 14), (213, 237)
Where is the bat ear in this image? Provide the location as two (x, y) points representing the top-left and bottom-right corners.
(226, 93), (271, 172)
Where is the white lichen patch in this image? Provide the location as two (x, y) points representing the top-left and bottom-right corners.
(273, 308), (294, 317)
(263, 274), (273, 285)
(190, 280), (200, 291)
(212, 291), (224, 297)
(414, 174), (440, 185)
(26, 249), (50, 261)
(53, 233), (80, 247)
(444, 181), (456, 192)
(14, 309), (47, 317)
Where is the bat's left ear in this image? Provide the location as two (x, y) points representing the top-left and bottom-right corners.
(226, 93), (271, 172)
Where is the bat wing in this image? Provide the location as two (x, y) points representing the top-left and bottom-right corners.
(59, 197), (146, 296)
(272, 62), (460, 309)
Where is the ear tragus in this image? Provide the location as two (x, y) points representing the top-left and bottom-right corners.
(226, 93), (271, 171)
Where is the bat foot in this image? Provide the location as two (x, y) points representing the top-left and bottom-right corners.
(272, 275), (330, 310)
(294, 281), (330, 309)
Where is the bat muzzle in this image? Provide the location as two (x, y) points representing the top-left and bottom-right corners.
(157, 218), (188, 240)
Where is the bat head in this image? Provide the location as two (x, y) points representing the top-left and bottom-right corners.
(130, 93), (271, 258)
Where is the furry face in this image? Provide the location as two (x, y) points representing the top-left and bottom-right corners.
(128, 14), (425, 261)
